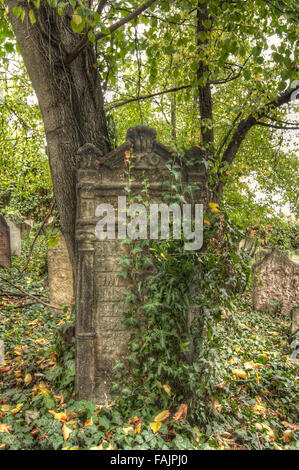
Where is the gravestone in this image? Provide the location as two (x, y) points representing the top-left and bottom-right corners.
(252, 248), (299, 316)
(290, 306), (299, 335)
(75, 125), (208, 402)
(0, 216), (11, 268)
(48, 236), (74, 307)
(5, 219), (21, 256)
(20, 219), (33, 239)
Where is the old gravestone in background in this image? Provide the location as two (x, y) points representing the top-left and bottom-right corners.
(75, 125), (208, 402)
(252, 248), (299, 316)
(48, 236), (74, 307)
(0, 216), (11, 268)
(5, 219), (21, 257)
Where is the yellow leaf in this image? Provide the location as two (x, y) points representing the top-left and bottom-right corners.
(62, 423), (72, 441)
(11, 403), (24, 415)
(1, 405), (10, 412)
(122, 426), (135, 435)
(84, 417), (93, 427)
(48, 411), (68, 423)
(136, 423), (142, 434)
(24, 373), (32, 385)
(231, 368), (248, 379)
(209, 202), (220, 213)
(0, 423), (12, 433)
(150, 422), (162, 434)
(72, 12), (82, 25)
(253, 404), (267, 415)
(162, 384), (171, 395)
(90, 445), (104, 450)
(4, 5), (9, 15)
(154, 410), (170, 422)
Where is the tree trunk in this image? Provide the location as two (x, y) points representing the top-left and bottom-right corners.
(6, 1), (110, 265)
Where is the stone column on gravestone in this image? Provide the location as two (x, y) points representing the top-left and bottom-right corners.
(75, 144), (101, 400)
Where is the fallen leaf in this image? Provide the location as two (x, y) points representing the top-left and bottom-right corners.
(282, 430), (293, 444)
(163, 384), (171, 395)
(48, 411), (68, 423)
(154, 410), (170, 422)
(11, 403), (24, 415)
(282, 421), (298, 432)
(150, 422), (162, 434)
(231, 368), (248, 379)
(84, 417), (93, 427)
(24, 373), (32, 385)
(62, 423), (72, 441)
(0, 423), (12, 433)
(173, 404), (188, 423)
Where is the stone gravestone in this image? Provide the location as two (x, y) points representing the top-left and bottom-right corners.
(48, 236), (74, 307)
(290, 306), (299, 335)
(252, 248), (299, 316)
(75, 125), (208, 402)
(0, 216), (11, 268)
(5, 219), (21, 256)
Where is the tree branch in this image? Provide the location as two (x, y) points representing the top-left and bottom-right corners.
(64, 0), (157, 65)
(96, 0), (109, 16)
(0, 276), (62, 311)
(256, 121), (299, 130)
(105, 84), (192, 112)
(221, 85), (299, 166)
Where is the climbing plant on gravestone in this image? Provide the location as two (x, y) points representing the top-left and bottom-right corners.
(1, 0), (298, 266)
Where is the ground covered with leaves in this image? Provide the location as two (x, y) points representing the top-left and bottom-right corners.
(0, 262), (298, 450)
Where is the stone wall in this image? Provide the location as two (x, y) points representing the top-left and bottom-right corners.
(48, 236), (74, 307)
(252, 248), (299, 316)
(75, 125), (208, 402)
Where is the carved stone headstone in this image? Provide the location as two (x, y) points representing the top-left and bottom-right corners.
(5, 219), (21, 256)
(48, 236), (74, 307)
(0, 216), (11, 268)
(75, 126), (208, 402)
(252, 248), (299, 316)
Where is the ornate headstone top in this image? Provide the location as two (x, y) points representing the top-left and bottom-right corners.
(77, 125), (208, 176)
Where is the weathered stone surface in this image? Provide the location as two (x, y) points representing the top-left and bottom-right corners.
(20, 219), (33, 238)
(5, 218), (21, 256)
(290, 306), (299, 335)
(0, 216), (11, 268)
(238, 237), (257, 258)
(252, 248), (299, 316)
(75, 125), (208, 403)
(48, 236), (74, 307)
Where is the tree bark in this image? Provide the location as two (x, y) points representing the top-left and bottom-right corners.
(6, 1), (111, 265)
(196, 2), (214, 148)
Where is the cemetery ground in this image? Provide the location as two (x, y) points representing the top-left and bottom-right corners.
(0, 247), (298, 451)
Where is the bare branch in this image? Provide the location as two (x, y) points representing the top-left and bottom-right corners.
(0, 276), (62, 311)
(256, 121), (299, 130)
(105, 85), (192, 112)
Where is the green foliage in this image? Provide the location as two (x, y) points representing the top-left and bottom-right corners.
(0, 62), (52, 220)
(0, 255), (297, 450)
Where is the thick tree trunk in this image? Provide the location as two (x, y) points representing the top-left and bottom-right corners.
(6, 1), (110, 265)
